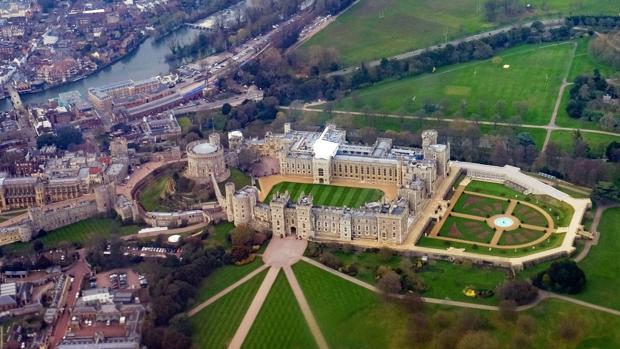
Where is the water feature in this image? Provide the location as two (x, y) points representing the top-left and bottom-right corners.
(0, 27), (201, 110)
(494, 216), (515, 228)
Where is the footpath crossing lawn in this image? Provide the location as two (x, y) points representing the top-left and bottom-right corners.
(194, 258), (264, 305)
(7, 218), (139, 252)
(264, 182), (383, 208)
(334, 43), (573, 125)
(576, 208), (620, 311)
(191, 269), (267, 349)
(242, 271), (317, 349)
(550, 131), (620, 158)
(293, 261), (411, 349)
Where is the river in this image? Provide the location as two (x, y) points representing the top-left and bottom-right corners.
(0, 27), (201, 111)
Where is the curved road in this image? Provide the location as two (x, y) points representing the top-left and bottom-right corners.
(328, 18), (565, 76)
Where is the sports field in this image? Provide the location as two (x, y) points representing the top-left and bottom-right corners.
(264, 182), (383, 208)
(333, 43), (573, 124)
(300, 0), (618, 66)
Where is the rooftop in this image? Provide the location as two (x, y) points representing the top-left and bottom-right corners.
(192, 142), (217, 155)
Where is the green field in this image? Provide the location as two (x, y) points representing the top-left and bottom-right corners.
(7, 218), (139, 252)
(576, 207), (620, 310)
(300, 0), (619, 66)
(138, 176), (170, 211)
(438, 216), (496, 244)
(293, 261), (412, 348)
(195, 258), (264, 305)
(264, 182), (383, 208)
(466, 180), (524, 199)
(191, 269), (267, 349)
(204, 222), (234, 248)
(219, 168), (253, 193)
(243, 272), (317, 349)
(333, 43), (573, 124)
(550, 130), (620, 158)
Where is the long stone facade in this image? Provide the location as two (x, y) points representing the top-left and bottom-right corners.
(224, 124), (450, 244)
(0, 176), (87, 212)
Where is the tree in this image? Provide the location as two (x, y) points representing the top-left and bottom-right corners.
(33, 240), (44, 253)
(230, 225), (255, 247)
(318, 251), (342, 269)
(498, 280), (538, 305)
(516, 314), (536, 334)
(498, 300), (517, 321)
(408, 312), (433, 344)
(606, 141), (620, 162)
(533, 260), (586, 294)
(377, 270), (402, 294)
(456, 331), (499, 349)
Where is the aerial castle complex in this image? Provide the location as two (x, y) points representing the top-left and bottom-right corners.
(223, 124), (450, 244)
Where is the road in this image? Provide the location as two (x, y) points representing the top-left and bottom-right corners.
(173, 86), (264, 115)
(285, 106), (620, 138)
(328, 18), (565, 76)
(48, 251), (91, 348)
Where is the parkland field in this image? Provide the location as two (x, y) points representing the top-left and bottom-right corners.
(264, 182), (383, 208)
(300, 0), (620, 66)
(332, 42), (574, 125)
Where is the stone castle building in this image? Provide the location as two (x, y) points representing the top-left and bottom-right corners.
(0, 176), (88, 212)
(222, 124), (450, 244)
(186, 133), (230, 183)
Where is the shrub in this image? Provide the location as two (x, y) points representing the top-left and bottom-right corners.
(533, 260), (586, 294)
(319, 251), (342, 270)
(498, 280), (539, 305)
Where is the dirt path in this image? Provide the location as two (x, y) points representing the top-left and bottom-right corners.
(228, 266), (281, 349)
(283, 266), (329, 349)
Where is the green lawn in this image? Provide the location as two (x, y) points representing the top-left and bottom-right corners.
(466, 180), (524, 199)
(575, 207), (620, 310)
(300, 0), (619, 66)
(177, 116), (193, 133)
(242, 271), (317, 349)
(293, 261), (412, 349)
(550, 130), (620, 158)
(138, 176), (170, 211)
(219, 168), (252, 193)
(6, 218), (139, 252)
(191, 269), (267, 349)
(195, 258), (264, 305)
(204, 222), (234, 248)
(264, 182), (383, 208)
(417, 232), (565, 257)
(334, 43), (573, 124)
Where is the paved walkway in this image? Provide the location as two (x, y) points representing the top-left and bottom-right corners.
(187, 264), (270, 317)
(228, 266), (281, 349)
(283, 266), (329, 349)
(574, 203), (619, 263)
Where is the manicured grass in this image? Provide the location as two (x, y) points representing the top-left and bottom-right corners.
(300, 0), (619, 66)
(333, 43), (574, 124)
(138, 176), (170, 211)
(575, 207), (620, 310)
(191, 269), (267, 349)
(550, 130), (620, 158)
(242, 272), (317, 349)
(438, 216), (496, 244)
(329, 248), (402, 285)
(177, 116), (193, 133)
(512, 203), (548, 226)
(264, 182), (383, 208)
(6, 218), (139, 252)
(466, 180), (525, 199)
(452, 193), (509, 217)
(293, 261), (412, 349)
(219, 168), (252, 193)
(417, 232), (565, 257)
(195, 258), (264, 304)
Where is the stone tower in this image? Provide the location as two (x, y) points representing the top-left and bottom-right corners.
(225, 182), (235, 222)
(209, 132), (221, 147)
(295, 193), (314, 239)
(94, 183), (115, 214)
(269, 191), (289, 238)
(421, 129), (438, 148)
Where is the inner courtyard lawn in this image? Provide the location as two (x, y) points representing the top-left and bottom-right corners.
(195, 258), (264, 305)
(264, 182), (383, 208)
(6, 218), (139, 252)
(191, 270), (267, 349)
(575, 207), (620, 310)
(242, 272), (317, 349)
(332, 43), (573, 124)
(137, 176), (170, 211)
(292, 261), (412, 349)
